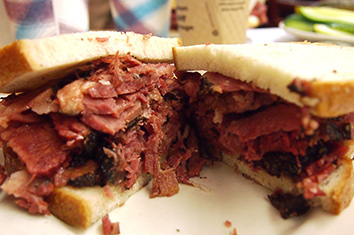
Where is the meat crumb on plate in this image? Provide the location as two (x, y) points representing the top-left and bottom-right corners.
(102, 214), (120, 235)
(232, 227), (237, 235)
(224, 220), (232, 228)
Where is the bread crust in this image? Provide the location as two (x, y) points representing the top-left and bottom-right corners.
(318, 140), (354, 214)
(322, 158), (354, 214)
(48, 188), (92, 228)
(0, 41), (33, 88)
(173, 43), (354, 118)
(309, 81), (354, 118)
(0, 31), (182, 93)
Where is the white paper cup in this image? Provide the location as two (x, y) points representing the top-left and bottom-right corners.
(176, 0), (250, 45)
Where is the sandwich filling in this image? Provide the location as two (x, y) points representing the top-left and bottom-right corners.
(0, 53), (205, 215)
(180, 71), (354, 218)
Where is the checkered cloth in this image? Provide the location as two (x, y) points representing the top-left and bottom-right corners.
(109, 0), (171, 37)
(4, 0), (88, 40)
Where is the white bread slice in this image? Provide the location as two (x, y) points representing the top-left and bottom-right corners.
(47, 174), (151, 228)
(173, 42), (354, 118)
(222, 148), (354, 214)
(0, 31), (182, 93)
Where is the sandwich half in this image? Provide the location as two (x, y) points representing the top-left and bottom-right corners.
(173, 42), (354, 218)
(0, 31), (205, 228)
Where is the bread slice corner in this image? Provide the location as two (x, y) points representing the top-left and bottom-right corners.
(221, 151), (354, 215)
(47, 174), (151, 228)
(317, 157), (354, 214)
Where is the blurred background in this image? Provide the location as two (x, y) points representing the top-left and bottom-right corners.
(264, 0), (354, 27)
(87, 0), (354, 32)
(1, 0), (354, 47)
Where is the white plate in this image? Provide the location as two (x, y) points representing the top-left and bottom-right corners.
(280, 21), (354, 45)
(1, 161), (354, 235)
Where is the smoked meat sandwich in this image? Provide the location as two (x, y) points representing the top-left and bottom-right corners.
(173, 42), (354, 218)
(0, 31), (206, 228)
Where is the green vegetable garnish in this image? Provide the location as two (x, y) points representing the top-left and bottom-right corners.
(283, 6), (354, 36)
(313, 23), (354, 36)
(299, 6), (354, 25)
(284, 14), (314, 32)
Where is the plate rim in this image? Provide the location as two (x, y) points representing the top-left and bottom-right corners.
(279, 21), (354, 45)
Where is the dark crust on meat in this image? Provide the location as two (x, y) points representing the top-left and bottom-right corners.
(254, 141), (329, 178)
(68, 168), (105, 187)
(287, 78), (312, 96)
(268, 189), (310, 219)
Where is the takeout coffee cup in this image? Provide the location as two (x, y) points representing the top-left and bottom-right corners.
(176, 0), (250, 45)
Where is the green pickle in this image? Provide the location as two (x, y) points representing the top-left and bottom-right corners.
(326, 22), (354, 34)
(284, 14), (313, 32)
(313, 24), (354, 36)
(283, 6), (354, 36)
(299, 6), (354, 25)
